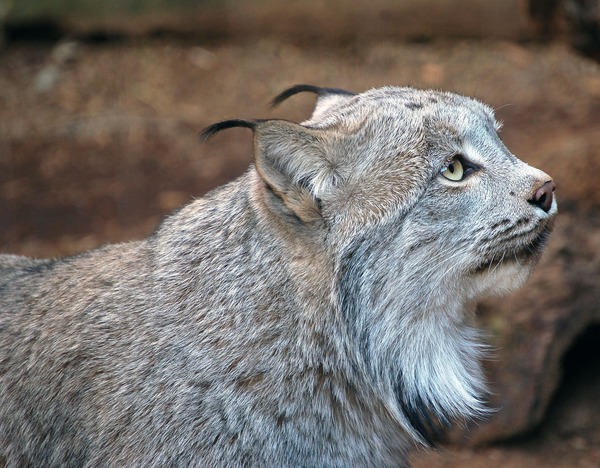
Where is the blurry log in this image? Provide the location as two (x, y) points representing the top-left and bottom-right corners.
(3, 0), (535, 43)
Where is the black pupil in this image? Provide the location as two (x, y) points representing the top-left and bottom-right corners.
(448, 163), (455, 173)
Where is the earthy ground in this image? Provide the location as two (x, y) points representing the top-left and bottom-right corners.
(1, 36), (600, 466)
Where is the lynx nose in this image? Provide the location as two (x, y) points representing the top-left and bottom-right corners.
(529, 180), (555, 213)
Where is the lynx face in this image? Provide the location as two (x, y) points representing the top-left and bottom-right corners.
(294, 86), (556, 301)
(372, 90), (557, 302)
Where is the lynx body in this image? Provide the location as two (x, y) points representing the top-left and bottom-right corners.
(0, 85), (556, 466)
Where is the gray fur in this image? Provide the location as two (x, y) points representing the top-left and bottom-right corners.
(0, 85), (556, 466)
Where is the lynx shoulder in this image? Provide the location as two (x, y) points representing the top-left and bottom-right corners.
(0, 85), (556, 466)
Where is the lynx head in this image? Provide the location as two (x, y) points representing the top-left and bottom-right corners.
(203, 85), (556, 444)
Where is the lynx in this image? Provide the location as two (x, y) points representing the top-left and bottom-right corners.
(0, 85), (556, 466)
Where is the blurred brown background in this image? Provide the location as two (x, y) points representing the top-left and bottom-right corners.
(1, 1), (599, 466)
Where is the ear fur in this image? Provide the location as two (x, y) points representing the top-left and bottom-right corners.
(271, 84), (356, 122)
(202, 118), (342, 223)
(254, 120), (340, 222)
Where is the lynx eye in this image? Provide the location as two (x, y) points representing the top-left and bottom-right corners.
(441, 156), (465, 181)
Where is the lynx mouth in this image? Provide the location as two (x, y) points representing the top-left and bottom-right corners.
(523, 228), (551, 255)
(472, 227), (551, 274)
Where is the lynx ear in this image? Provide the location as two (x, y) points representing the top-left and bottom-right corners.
(254, 119), (342, 222)
(271, 84), (356, 122)
(202, 118), (343, 222)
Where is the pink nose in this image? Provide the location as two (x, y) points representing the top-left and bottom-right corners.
(529, 181), (555, 213)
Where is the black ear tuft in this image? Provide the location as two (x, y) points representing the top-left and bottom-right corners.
(201, 119), (258, 142)
(270, 84), (355, 108)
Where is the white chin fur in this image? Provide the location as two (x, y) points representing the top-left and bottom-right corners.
(471, 261), (532, 298)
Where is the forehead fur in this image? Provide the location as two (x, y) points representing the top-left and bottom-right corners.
(303, 86), (499, 136)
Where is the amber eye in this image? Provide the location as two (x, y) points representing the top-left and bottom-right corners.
(440, 156), (465, 181)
